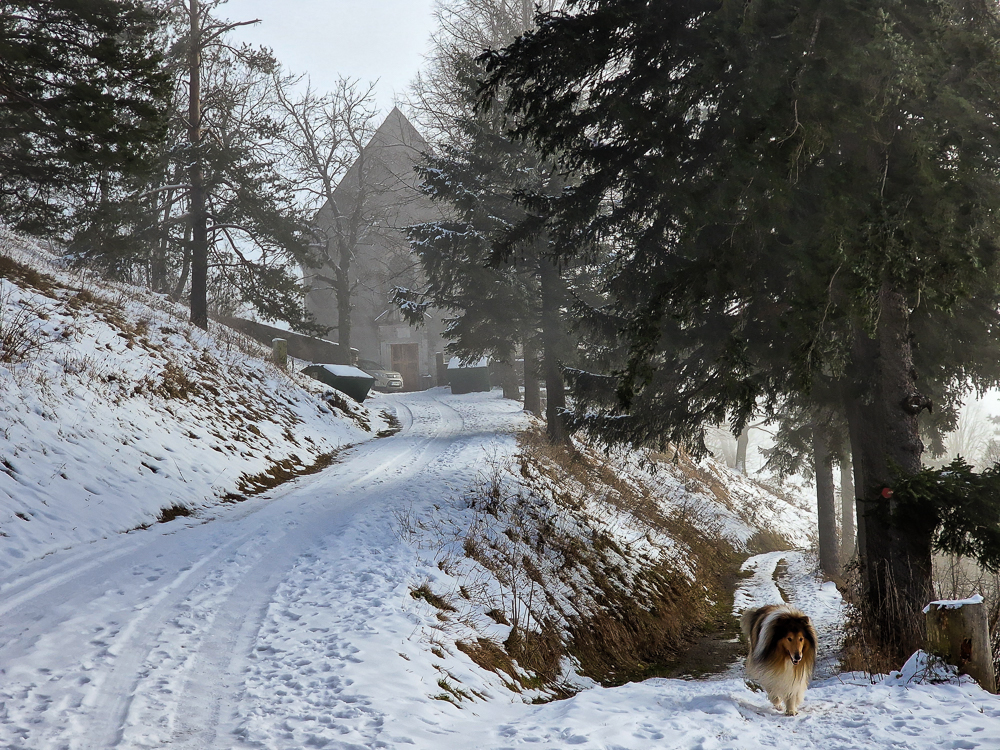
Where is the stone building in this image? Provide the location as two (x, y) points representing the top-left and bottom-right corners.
(303, 107), (446, 391)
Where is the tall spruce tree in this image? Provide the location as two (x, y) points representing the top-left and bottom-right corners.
(0, 0), (169, 233)
(762, 285), (1000, 579)
(484, 0), (1000, 657)
(401, 60), (576, 436)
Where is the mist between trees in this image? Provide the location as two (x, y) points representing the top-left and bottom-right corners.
(7, 0), (1000, 672)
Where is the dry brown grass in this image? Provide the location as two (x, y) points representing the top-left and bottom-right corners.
(0, 246), (374, 522)
(224, 451), (343, 502)
(411, 583), (458, 612)
(377, 409), (402, 438)
(157, 504), (193, 523)
(0, 293), (49, 364)
(0, 254), (58, 296)
(456, 638), (523, 689)
(0, 255), (60, 365)
(442, 426), (755, 695)
(839, 560), (927, 678)
(151, 361), (201, 400)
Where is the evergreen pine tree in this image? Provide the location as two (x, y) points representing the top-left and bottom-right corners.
(401, 60), (576, 438)
(484, 0), (1000, 655)
(71, 1), (317, 334)
(0, 0), (169, 233)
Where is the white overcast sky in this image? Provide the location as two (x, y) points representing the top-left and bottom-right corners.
(225, 0), (438, 114)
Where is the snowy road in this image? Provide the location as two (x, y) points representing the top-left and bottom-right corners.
(0, 390), (522, 750)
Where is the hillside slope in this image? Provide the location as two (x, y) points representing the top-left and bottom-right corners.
(0, 226), (386, 576)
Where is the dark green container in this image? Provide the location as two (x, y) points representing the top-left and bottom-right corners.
(302, 364), (375, 402)
(447, 358), (491, 394)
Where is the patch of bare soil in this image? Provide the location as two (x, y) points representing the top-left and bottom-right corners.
(660, 633), (744, 679)
(658, 567), (747, 679)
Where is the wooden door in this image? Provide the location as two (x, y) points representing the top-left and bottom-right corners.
(391, 343), (420, 392)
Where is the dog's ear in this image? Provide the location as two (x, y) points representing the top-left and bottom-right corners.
(800, 620), (818, 652)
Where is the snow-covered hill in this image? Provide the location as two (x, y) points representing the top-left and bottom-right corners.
(0, 227), (386, 575)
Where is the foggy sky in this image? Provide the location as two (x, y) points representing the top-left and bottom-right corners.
(226, 0), (437, 114)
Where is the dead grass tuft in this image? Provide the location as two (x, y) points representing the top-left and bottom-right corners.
(0, 292), (50, 364)
(0, 254), (58, 295)
(457, 638), (520, 687)
(377, 409), (402, 438)
(504, 621), (568, 689)
(225, 451), (342, 501)
(411, 583), (458, 611)
(839, 559), (926, 678)
(157, 504), (193, 523)
(153, 362), (201, 400)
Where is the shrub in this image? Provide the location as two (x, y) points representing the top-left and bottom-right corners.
(0, 290), (48, 364)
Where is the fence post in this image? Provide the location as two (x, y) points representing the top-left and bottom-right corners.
(924, 596), (997, 693)
(436, 351), (446, 386)
(272, 337), (287, 370)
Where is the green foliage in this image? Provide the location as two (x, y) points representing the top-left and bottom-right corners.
(67, 6), (315, 333)
(483, 0), (1000, 454)
(0, 0), (170, 232)
(894, 458), (1000, 573)
(400, 58), (560, 364)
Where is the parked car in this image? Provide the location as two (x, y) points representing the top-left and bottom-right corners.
(357, 359), (404, 392)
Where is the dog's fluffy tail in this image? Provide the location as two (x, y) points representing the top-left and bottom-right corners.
(740, 606), (761, 641)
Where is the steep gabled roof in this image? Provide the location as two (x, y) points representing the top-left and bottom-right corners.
(328, 107), (431, 210)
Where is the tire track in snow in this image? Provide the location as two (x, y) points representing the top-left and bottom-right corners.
(0, 504), (323, 750)
(232, 393), (519, 750)
(116, 391), (468, 749)
(0, 391), (468, 750)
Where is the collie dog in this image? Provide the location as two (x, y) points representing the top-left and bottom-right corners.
(741, 603), (817, 715)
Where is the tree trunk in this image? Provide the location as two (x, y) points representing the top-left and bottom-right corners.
(538, 257), (568, 443)
(925, 600), (998, 694)
(844, 283), (934, 659)
(172, 220), (192, 302)
(335, 239), (352, 365)
(188, 0), (209, 330)
(840, 452), (856, 564)
(523, 334), (541, 416)
(813, 413), (840, 577)
(151, 188), (173, 295)
(497, 358), (520, 401)
(735, 427), (749, 474)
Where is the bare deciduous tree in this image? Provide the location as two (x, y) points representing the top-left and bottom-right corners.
(927, 400), (999, 470)
(406, 0), (562, 146)
(274, 75), (426, 361)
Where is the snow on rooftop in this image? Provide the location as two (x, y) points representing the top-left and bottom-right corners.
(314, 363), (372, 379)
(447, 356), (489, 369)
